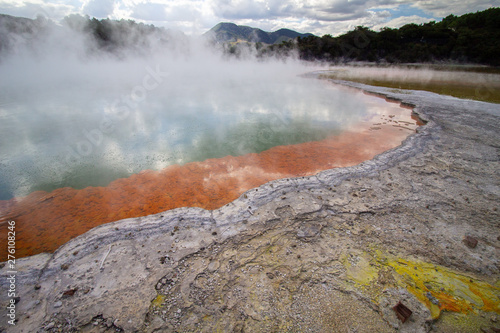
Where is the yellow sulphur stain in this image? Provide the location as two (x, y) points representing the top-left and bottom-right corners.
(343, 253), (379, 286)
(387, 258), (500, 319)
(152, 294), (166, 308)
(342, 251), (500, 320)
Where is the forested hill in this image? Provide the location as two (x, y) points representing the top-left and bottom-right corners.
(294, 7), (500, 65)
(0, 14), (188, 57)
(205, 22), (314, 44)
(1, 8), (499, 65)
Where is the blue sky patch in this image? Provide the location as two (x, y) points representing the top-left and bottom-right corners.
(373, 4), (437, 20)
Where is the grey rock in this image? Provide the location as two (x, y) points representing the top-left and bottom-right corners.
(1, 76), (499, 333)
(44, 322), (55, 330)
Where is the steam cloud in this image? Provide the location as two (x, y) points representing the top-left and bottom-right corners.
(0, 15), (334, 200)
(2, 14), (498, 201)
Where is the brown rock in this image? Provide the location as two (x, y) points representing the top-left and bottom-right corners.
(393, 302), (412, 323)
(463, 236), (478, 248)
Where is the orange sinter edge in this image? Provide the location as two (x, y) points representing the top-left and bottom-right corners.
(0, 103), (423, 260)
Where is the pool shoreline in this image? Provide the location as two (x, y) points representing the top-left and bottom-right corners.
(1, 75), (499, 332)
(0, 84), (419, 260)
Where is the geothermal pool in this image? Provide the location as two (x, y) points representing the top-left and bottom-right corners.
(0, 74), (420, 259)
(1, 76), (372, 199)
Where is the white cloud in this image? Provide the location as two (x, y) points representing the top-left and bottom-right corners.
(413, 0), (498, 17)
(0, 0), (498, 36)
(81, 0), (116, 18)
(164, 4), (203, 22)
(130, 2), (167, 21)
(372, 15), (435, 31)
(0, 0), (76, 21)
(210, 0), (275, 20)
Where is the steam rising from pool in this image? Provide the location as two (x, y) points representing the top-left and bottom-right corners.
(0, 25), (371, 200)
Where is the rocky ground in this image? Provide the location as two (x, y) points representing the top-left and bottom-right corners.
(1, 75), (499, 332)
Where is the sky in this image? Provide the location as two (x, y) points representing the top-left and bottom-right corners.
(0, 0), (498, 36)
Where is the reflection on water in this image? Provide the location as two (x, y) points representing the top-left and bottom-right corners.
(0, 78), (420, 260)
(0, 78), (365, 200)
(321, 65), (500, 103)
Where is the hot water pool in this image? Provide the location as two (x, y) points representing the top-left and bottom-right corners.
(0, 73), (420, 259)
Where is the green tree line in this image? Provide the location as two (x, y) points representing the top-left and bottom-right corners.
(63, 14), (168, 53)
(2, 8), (499, 64)
(293, 7), (500, 65)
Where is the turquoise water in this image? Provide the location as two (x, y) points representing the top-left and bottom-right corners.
(0, 74), (370, 200)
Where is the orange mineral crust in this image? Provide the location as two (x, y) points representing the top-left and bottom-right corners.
(0, 105), (420, 260)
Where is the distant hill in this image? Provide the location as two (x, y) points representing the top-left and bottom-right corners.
(205, 22), (315, 44)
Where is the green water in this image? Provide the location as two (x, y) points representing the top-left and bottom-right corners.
(0, 75), (369, 200)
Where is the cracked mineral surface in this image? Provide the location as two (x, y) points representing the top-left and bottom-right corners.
(0, 84), (418, 261)
(1, 75), (499, 332)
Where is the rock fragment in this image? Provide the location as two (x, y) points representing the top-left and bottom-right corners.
(393, 302), (412, 323)
(463, 236), (478, 248)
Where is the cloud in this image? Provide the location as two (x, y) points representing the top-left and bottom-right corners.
(0, 0), (76, 21)
(372, 14), (435, 31)
(210, 0), (280, 20)
(130, 2), (202, 24)
(131, 2), (167, 21)
(81, 0), (115, 18)
(0, 0), (498, 36)
(413, 0), (497, 17)
(205, 0), (450, 35)
(164, 4), (203, 22)
(209, 0), (373, 22)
